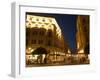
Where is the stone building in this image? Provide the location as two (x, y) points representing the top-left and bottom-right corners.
(76, 15), (89, 54)
(25, 14), (69, 64)
(76, 15), (90, 64)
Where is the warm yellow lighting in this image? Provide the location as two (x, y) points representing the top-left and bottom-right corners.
(28, 47), (31, 50)
(26, 55), (33, 60)
(77, 42), (79, 49)
(42, 54), (46, 60)
(78, 49), (84, 53)
(66, 54), (71, 57)
(68, 49), (71, 53)
(31, 49), (34, 53)
(26, 15), (62, 38)
(26, 47), (34, 53)
(32, 55), (38, 59)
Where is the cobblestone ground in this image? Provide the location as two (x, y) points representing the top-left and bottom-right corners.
(26, 58), (90, 67)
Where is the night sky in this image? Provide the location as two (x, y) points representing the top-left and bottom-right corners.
(26, 12), (77, 52)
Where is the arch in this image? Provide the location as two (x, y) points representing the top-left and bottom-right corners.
(32, 47), (48, 55)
